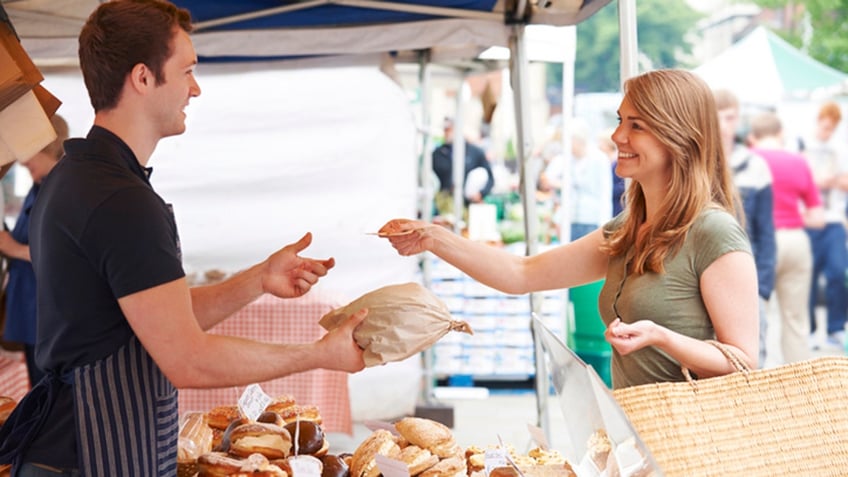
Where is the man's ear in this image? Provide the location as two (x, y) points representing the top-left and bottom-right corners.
(128, 63), (152, 93)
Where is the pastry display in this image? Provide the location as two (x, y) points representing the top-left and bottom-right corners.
(186, 395), (342, 477)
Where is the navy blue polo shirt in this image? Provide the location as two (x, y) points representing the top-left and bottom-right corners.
(25, 126), (185, 467)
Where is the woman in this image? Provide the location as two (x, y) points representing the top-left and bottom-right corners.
(380, 69), (759, 389)
(0, 113), (68, 388)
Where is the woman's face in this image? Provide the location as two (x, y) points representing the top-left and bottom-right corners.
(611, 95), (672, 188)
(23, 151), (59, 184)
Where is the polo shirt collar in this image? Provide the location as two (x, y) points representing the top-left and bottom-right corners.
(84, 126), (154, 182)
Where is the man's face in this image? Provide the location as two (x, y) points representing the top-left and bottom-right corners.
(717, 106), (739, 147)
(151, 29), (201, 138)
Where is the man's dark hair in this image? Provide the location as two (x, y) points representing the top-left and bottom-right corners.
(78, 0), (192, 112)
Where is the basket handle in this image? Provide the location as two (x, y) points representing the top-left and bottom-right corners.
(681, 339), (751, 385)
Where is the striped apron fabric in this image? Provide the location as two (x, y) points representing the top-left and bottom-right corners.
(73, 336), (179, 477)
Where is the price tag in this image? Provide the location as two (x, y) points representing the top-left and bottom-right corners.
(364, 420), (401, 436)
(238, 383), (272, 422)
(526, 423), (549, 450)
(288, 455), (323, 477)
(484, 448), (509, 476)
(375, 454), (410, 477)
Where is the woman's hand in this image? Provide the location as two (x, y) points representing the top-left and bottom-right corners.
(378, 219), (436, 256)
(261, 232), (335, 298)
(605, 318), (661, 355)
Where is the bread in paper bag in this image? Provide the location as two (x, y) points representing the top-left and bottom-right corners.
(319, 282), (472, 366)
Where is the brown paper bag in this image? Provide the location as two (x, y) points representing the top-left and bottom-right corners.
(319, 282), (472, 367)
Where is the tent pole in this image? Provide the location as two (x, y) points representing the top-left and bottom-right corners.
(452, 72), (469, 233)
(509, 23), (549, 443)
(418, 49), (437, 405)
(618, 0), (639, 85)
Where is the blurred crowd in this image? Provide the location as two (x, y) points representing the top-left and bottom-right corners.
(431, 95), (848, 368)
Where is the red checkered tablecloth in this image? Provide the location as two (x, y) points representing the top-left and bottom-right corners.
(178, 289), (353, 434)
(0, 350), (29, 401)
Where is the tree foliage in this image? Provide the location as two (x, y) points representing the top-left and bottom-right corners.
(752, 0), (848, 73)
(546, 0), (702, 93)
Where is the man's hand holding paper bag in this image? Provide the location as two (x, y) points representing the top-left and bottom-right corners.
(319, 283), (472, 367)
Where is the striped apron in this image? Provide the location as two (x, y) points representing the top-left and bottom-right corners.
(0, 336), (179, 476)
(73, 335), (179, 476)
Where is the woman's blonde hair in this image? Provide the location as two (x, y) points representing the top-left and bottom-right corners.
(602, 69), (739, 274)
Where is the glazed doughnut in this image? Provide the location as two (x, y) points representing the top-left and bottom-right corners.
(258, 411), (286, 427)
(230, 422), (293, 460)
(285, 420), (326, 456)
(215, 416), (250, 453)
(238, 453), (289, 476)
(206, 404), (243, 430)
(197, 451), (244, 477)
(264, 395), (297, 415)
(319, 454), (349, 477)
(199, 452), (288, 477)
(279, 404), (322, 425)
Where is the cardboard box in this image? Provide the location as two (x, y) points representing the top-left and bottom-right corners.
(0, 18), (62, 167)
(0, 21), (43, 112)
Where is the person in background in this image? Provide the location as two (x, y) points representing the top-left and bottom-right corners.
(381, 69), (759, 388)
(432, 117), (495, 217)
(749, 111), (825, 365)
(0, 114), (68, 389)
(0, 2), (366, 475)
(799, 101), (848, 349)
(714, 90), (776, 368)
(539, 119), (612, 240)
(598, 129), (626, 216)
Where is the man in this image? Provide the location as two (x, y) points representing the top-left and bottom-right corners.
(749, 111), (824, 365)
(0, 1), (366, 475)
(431, 117), (494, 216)
(714, 89), (776, 367)
(539, 119), (612, 240)
(800, 101), (848, 349)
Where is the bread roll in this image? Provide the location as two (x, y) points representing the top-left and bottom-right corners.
(350, 429), (401, 477)
(418, 456), (466, 477)
(397, 445), (439, 476)
(230, 422), (293, 460)
(394, 417), (459, 458)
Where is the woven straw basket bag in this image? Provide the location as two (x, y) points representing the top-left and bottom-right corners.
(612, 341), (848, 476)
